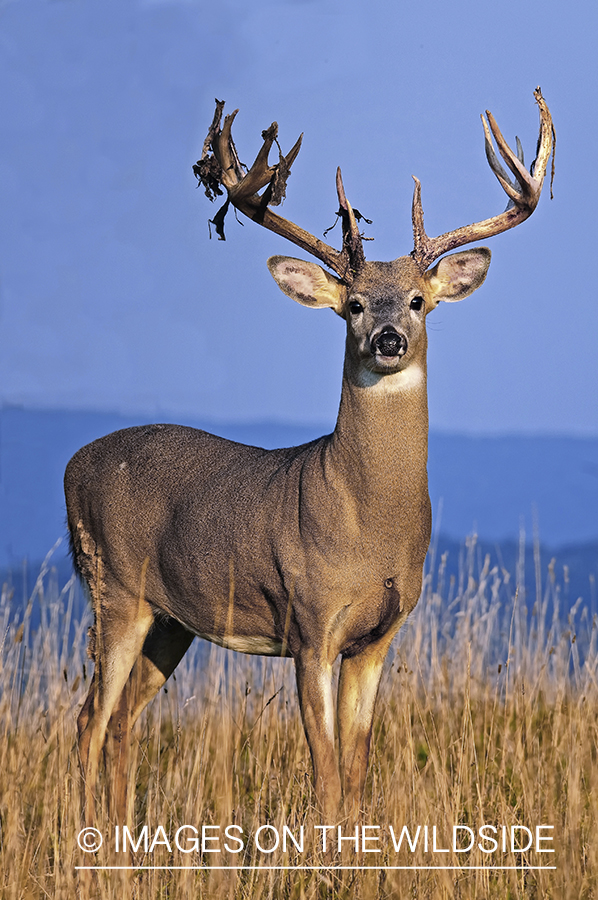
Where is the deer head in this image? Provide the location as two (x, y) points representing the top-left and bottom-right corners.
(195, 91), (554, 386)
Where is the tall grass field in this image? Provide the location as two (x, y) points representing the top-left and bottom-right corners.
(1, 536), (597, 898)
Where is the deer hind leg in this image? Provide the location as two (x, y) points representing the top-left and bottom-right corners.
(127, 617), (195, 728)
(100, 617), (195, 824)
(77, 579), (155, 827)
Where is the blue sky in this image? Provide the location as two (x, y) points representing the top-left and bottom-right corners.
(1, 0), (596, 434)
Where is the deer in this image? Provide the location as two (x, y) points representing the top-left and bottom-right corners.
(66, 89), (554, 828)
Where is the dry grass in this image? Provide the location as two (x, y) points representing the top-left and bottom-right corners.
(1, 536), (598, 899)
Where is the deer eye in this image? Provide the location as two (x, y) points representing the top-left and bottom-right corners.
(410, 296), (424, 311)
(348, 300), (364, 315)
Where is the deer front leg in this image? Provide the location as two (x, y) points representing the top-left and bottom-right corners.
(337, 642), (388, 820)
(294, 647), (341, 823)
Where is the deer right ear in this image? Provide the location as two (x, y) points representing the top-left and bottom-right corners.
(267, 256), (346, 314)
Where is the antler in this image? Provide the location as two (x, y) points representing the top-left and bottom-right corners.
(411, 87), (555, 271)
(194, 101), (366, 283)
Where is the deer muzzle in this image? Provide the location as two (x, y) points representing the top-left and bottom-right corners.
(371, 327), (408, 359)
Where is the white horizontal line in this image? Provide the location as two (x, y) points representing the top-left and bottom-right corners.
(76, 865), (557, 871)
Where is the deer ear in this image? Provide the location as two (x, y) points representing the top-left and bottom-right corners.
(267, 256), (346, 314)
(425, 248), (491, 306)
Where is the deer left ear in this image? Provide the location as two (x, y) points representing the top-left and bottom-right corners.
(425, 248), (491, 307)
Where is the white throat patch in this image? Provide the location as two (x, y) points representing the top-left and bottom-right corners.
(356, 364), (425, 394)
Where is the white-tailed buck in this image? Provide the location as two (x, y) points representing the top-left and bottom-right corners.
(67, 89), (553, 825)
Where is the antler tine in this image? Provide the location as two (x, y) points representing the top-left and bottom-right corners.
(531, 87), (555, 189)
(336, 167), (366, 274)
(228, 121), (293, 201)
(410, 88), (554, 271)
(481, 115), (526, 207)
(195, 100), (359, 283)
(215, 109), (245, 190)
(411, 176), (426, 264)
(484, 111), (533, 203)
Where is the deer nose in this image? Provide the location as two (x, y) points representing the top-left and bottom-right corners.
(371, 327), (407, 358)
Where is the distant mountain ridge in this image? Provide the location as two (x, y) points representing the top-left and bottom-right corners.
(1, 407), (597, 571)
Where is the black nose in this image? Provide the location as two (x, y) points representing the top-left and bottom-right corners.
(372, 328), (407, 358)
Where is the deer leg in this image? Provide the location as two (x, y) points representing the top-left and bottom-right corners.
(101, 617), (195, 824)
(337, 643), (388, 820)
(294, 649), (341, 823)
(77, 673), (96, 745)
(77, 585), (155, 826)
(103, 678), (133, 825)
(128, 617), (195, 727)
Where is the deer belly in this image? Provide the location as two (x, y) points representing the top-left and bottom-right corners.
(157, 567), (289, 657)
(194, 631), (286, 656)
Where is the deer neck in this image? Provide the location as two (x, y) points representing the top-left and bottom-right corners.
(327, 344), (430, 509)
